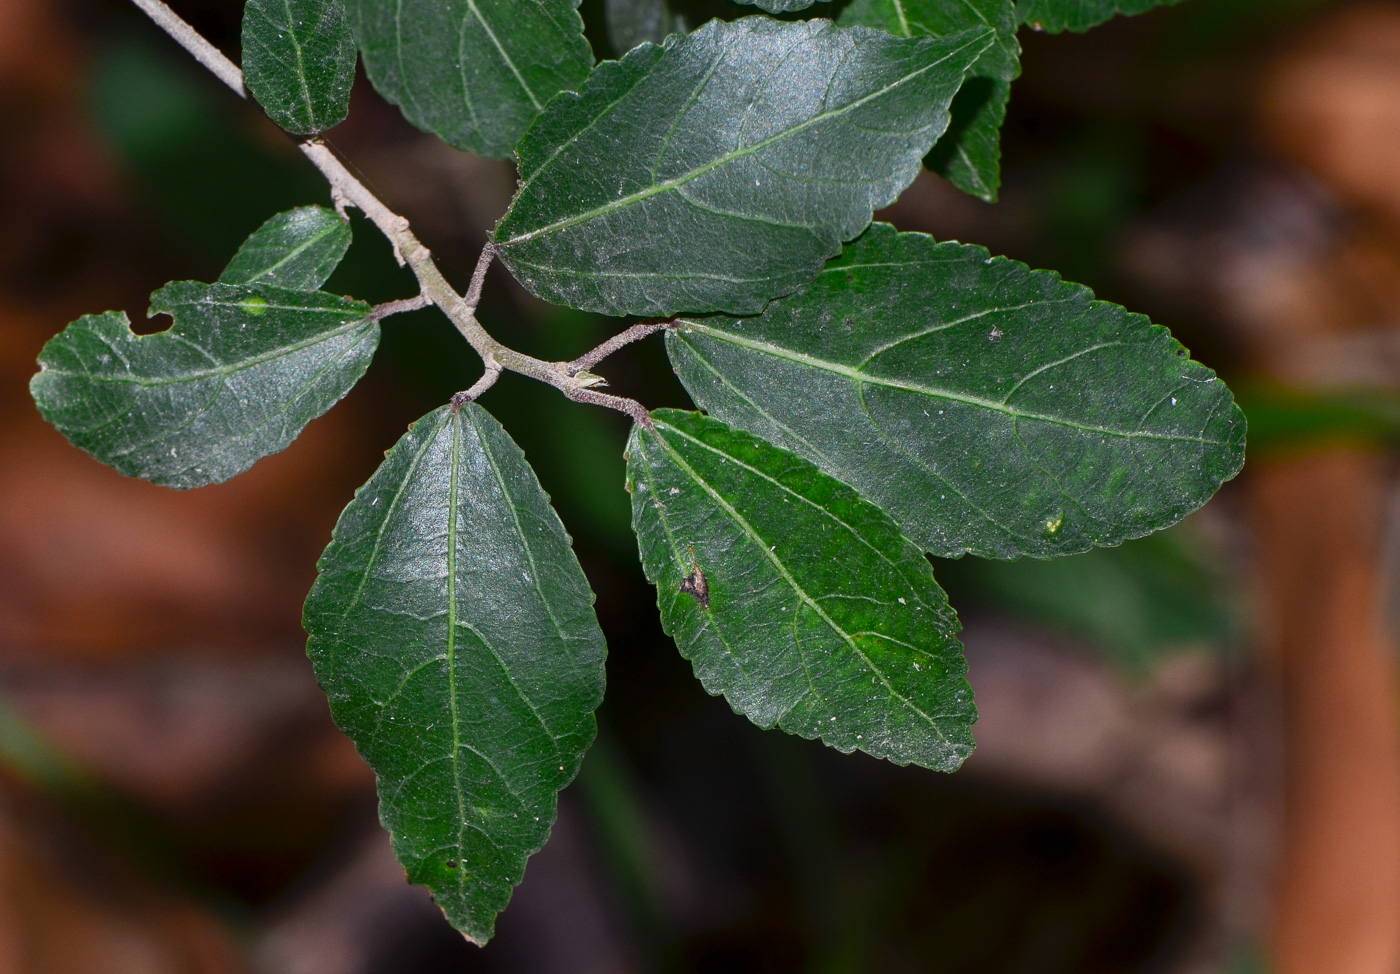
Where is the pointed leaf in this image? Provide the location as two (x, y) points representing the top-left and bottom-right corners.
(1016, 0), (1186, 33)
(348, 0), (594, 159)
(838, 0), (1019, 202)
(304, 403), (607, 943)
(219, 205), (352, 290)
(30, 283), (376, 489)
(242, 0), (356, 134)
(627, 409), (975, 770)
(494, 17), (994, 317)
(667, 224), (1246, 559)
(839, 0), (1018, 81)
(922, 75), (1010, 202)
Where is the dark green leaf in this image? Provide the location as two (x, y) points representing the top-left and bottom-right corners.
(667, 223), (1246, 559)
(348, 0), (594, 159)
(1016, 0), (1186, 33)
(838, 0), (1019, 202)
(494, 18), (994, 316)
(30, 282), (376, 489)
(304, 403), (606, 943)
(219, 205), (352, 289)
(627, 409), (975, 770)
(924, 74), (1009, 202)
(838, 0), (1018, 80)
(242, 0), (356, 134)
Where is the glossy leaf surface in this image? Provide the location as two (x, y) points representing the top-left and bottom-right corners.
(627, 409), (975, 770)
(1016, 0), (1186, 32)
(495, 17), (993, 316)
(219, 205), (352, 290)
(242, 0), (356, 134)
(304, 404), (607, 943)
(668, 224), (1247, 559)
(348, 0), (594, 159)
(838, 0), (1018, 201)
(30, 282), (375, 489)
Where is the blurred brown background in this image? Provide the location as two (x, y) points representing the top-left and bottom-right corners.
(1, 0), (1399, 971)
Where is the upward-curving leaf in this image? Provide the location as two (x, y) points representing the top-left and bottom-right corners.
(494, 17), (994, 317)
(1016, 0), (1187, 33)
(30, 282), (376, 489)
(668, 223), (1246, 559)
(628, 410), (975, 769)
(838, 0), (1019, 202)
(348, 0), (594, 159)
(219, 205), (352, 290)
(242, 0), (356, 135)
(304, 403), (607, 944)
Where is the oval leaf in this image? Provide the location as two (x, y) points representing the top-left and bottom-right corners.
(349, 0), (594, 159)
(30, 283), (375, 489)
(219, 205), (352, 290)
(242, 0), (356, 134)
(494, 17), (994, 317)
(667, 224), (1247, 559)
(627, 409), (975, 770)
(1017, 0), (1186, 32)
(304, 403), (607, 943)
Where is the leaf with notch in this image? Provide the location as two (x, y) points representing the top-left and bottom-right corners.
(838, 0), (1019, 202)
(494, 17), (994, 317)
(304, 403), (607, 943)
(667, 223), (1246, 559)
(30, 282), (375, 489)
(242, 0), (356, 134)
(1016, 0), (1187, 32)
(348, 0), (594, 159)
(219, 205), (352, 290)
(627, 409), (975, 770)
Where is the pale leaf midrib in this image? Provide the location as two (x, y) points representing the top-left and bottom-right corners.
(650, 422), (951, 736)
(678, 323), (1226, 445)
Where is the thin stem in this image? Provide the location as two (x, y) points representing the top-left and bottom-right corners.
(568, 321), (674, 376)
(370, 294), (432, 321)
(452, 361), (504, 410)
(130, 0), (246, 97)
(129, 0), (654, 427)
(464, 242), (498, 311)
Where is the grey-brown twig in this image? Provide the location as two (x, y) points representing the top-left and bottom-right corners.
(130, 0), (654, 427)
(370, 295), (432, 321)
(568, 321), (674, 376)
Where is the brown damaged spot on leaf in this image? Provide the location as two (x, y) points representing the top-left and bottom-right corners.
(679, 545), (710, 610)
